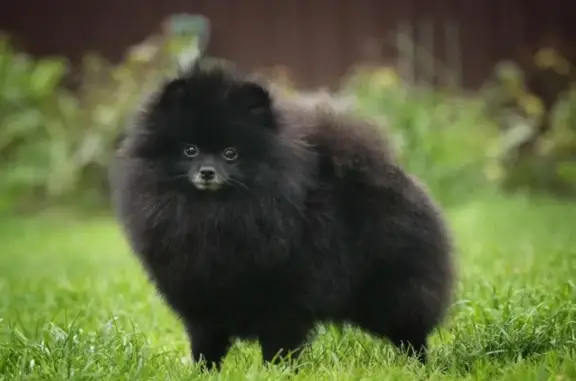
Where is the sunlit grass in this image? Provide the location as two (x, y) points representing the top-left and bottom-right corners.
(1, 194), (575, 380)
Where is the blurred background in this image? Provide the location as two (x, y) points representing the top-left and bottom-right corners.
(1, 0), (576, 210)
(1, 0), (576, 211)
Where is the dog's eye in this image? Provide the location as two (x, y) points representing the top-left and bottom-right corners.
(222, 148), (238, 161)
(183, 144), (199, 158)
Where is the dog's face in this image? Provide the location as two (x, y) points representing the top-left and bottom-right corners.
(126, 64), (282, 194)
(181, 143), (238, 191)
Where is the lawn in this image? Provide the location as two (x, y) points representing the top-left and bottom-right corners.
(0, 194), (575, 381)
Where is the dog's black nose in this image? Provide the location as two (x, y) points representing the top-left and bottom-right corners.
(199, 167), (216, 181)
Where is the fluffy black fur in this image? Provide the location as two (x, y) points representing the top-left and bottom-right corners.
(110, 60), (455, 369)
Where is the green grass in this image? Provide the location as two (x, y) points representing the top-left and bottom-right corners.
(0, 194), (575, 380)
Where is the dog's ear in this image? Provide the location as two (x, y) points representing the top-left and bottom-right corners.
(156, 78), (187, 110)
(229, 81), (273, 117)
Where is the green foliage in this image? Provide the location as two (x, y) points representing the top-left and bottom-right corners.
(529, 86), (576, 194)
(0, 35), (70, 209)
(341, 67), (502, 203)
(2, 28), (576, 211)
(0, 31), (189, 211)
(341, 54), (576, 203)
(480, 50), (576, 198)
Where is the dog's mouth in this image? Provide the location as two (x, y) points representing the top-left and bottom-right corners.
(190, 173), (225, 191)
(192, 180), (224, 191)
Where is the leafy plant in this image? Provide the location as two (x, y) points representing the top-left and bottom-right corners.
(0, 34), (71, 210)
(480, 48), (576, 198)
(341, 66), (501, 204)
(0, 19), (205, 211)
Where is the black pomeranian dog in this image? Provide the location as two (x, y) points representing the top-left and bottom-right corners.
(110, 60), (454, 369)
